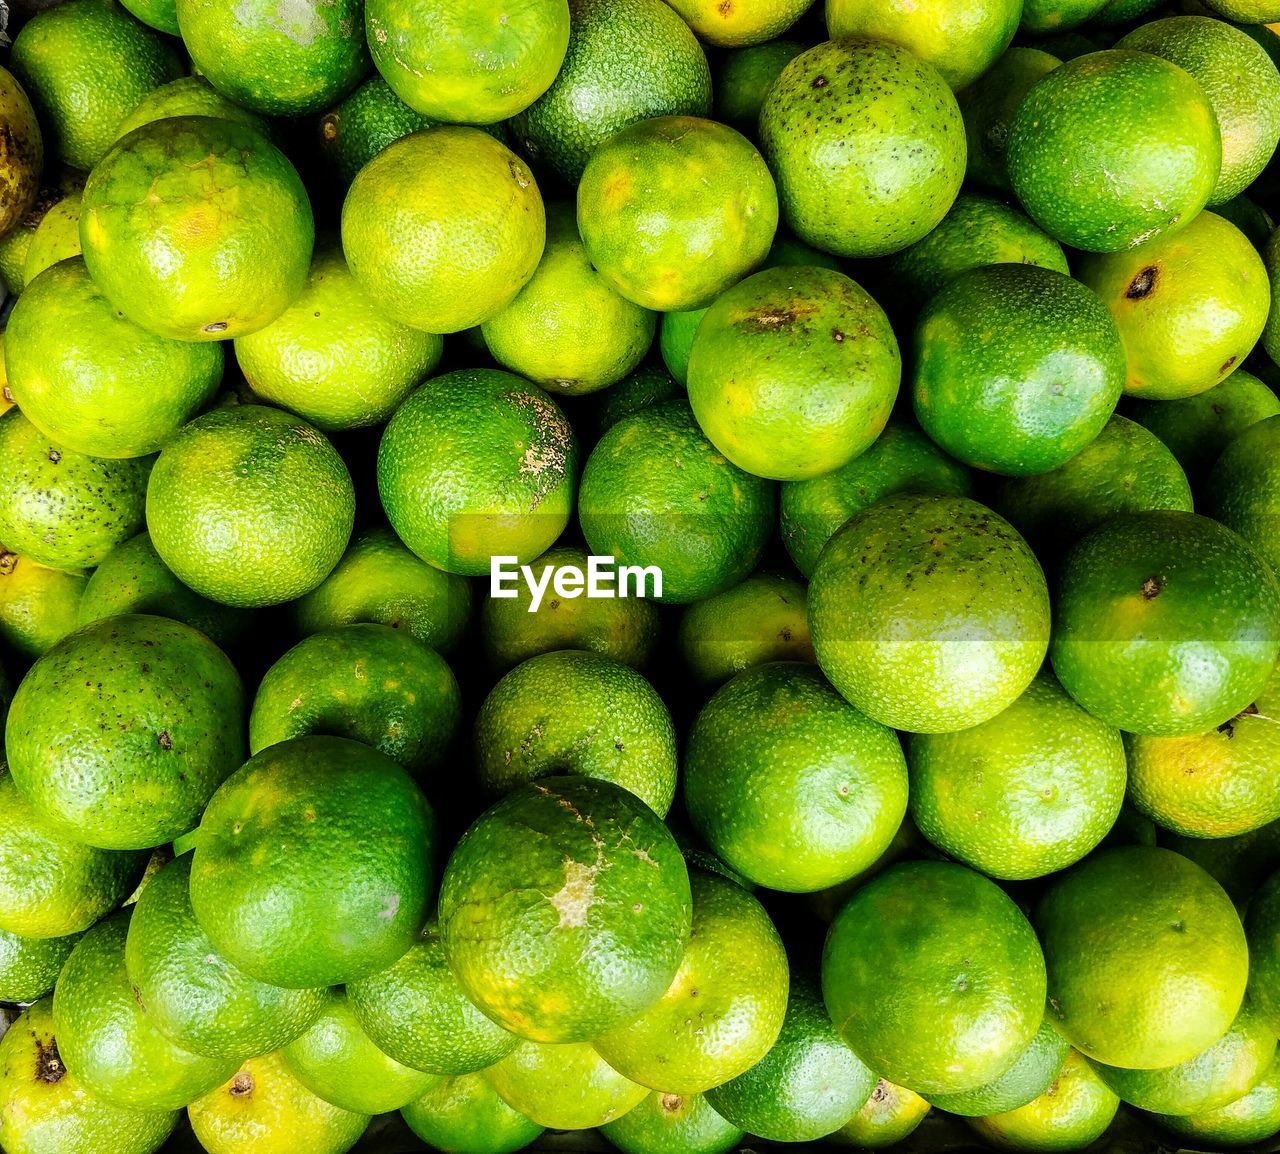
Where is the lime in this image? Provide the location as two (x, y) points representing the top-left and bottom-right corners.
(0, 409), (150, 570)
(341, 127), (545, 334)
(677, 572), (813, 689)
(0, 66), (42, 236)
(347, 920), (518, 1076)
(281, 990), (439, 1114)
(931, 1019), (1071, 1117)
(365, 0), (569, 123)
(0, 772), (145, 939)
(6, 614), (244, 850)
(22, 192), (81, 285)
(479, 545), (660, 673)
(780, 421), (972, 578)
(823, 860), (1046, 1095)
(591, 365), (685, 435)
(684, 663), (908, 893)
(112, 75), (269, 140)
(294, 527), (472, 656)
(475, 650), (676, 815)
(669, 0), (810, 45)
(831, 1079), (931, 1148)
(1208, 414), (1280, 575)
(124, 854), (326, 1061)
(234, 239), (443, 432)
(958, 48), (1061, 190)
(189, 736), (436, 988)
(52, 913), (237, 1110)
(577, 400), (775, 604)
(1245, 870), (1280, 1033)
(481, 205), (655, 395)
(595, 870), (789, 1095)
(1035, 845), (1249, 1069)
(600, 1091), (742, 1154)
(577, 115), (778, 312)
(317, 74), (436, 185)
(808, 493), (1050, 733)
(146, 404), (355, 608)
(188, 1052), (370, 1154)
(485, 1041), (647, 1130)
(438, 776), (691, 1042)
(1150, 1053), (1280, 1148)
(0, 552), (87, 659)
(0, 998), (178, 1154)
(81, 116), (313, 341)
(1050, 511), (1280, 736)
(7, 258), (223, 458)
(907, 672), (1127, 880)
(249, 623), (461, 777)
(377, 369), (577, 576)
(714, 41), (807, 134)
(0, 928), (79, 1004)
(687, 265), (899, 481)
(402, 1072), (543, 1154)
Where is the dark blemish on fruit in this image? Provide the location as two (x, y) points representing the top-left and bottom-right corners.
(812, 76), (829, 89)
(47, 449), (61, 464)
(203, 322), (228, 334)
(1126, 266), (1157, 299)
(1220, 356), (1237, 375)
(832, 328), (845, 342)
(1140, 576), (1161, 600)
(230, 1071), (254, 1097)
(157, 731), (173, 750)
(661, 1094), (684, 1112)
(717, 0), (732, 12)
(34, 1037), (64, 1083)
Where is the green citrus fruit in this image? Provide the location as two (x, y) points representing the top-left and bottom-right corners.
(780, 421), (972, 578)
(913, 264), (1125, 475)
(0, 66), (42, 236)
(439, 776), (691, 1043)
(280, 990), (439, 1114)
(958, 48), (1061, 189)
(759, 38), (965, 258)
(684, 662), (908, 893)
(10, 0), (181, 170)
(52, 913), (237, 1110)
(1149, 1053), (1280, 1148)
(6, 614), (244, 849)
(1093, 999), (1276, 1115)
(669, 0), (810, 45)
(885, 193), (1069, 313)
(1167, 821), (1280, 911)
(249, 623), (461, 777)
(479, 545), (660, 673)
(377, 369), (577, 575)
(347, 920), (518, 1076)
(0, 409), (150, 570)
(1077, 211), (1269, 401)
(968, 1049), (1120, 1151)
(188, 1052), (370, 1154)
(577, 400), (775, 604)
(827, 0), (1020, 89)
(1050, 511), (1280, 736)
(714, 40), (807, 133)
(995, 414), (1192, 563)
(706, 975), (876, 1141)
(677, 572), (813, 689)
(341, 127), (544, 334)
(147, 404), (355, 608)
(931, 1019), (1071, 1117)
(595, 870), (789, 1095)
(189, 735), (436, 988)
(907, 672), (1127, 880)
(0, 552), (87, 659)
(77, 532), (250, 651)
(7, 258), (222, 458)
(830, 1079), (931, 1148)
(577, 115), (778, 312)
(112, 75), (269, 141)
(482, 205), (655, 395)
(1007, 50), (1220, 252)
(0, 998), (178, 1154)
(591, 365), (685, 434)
(0, 772), (145, 939)
(508, 0), (712, 184)
(1245, 870), (1280, 1034)
(402, 1072), (543, 1154)
(1117, 17), (1280, 205)
(294, 526), (472, 656)
(124, 854), (326, 1061)
(809, 492), (1050, 733)
(600, 1090), (742, 1154)
(22, 192), (81, 285)
(365, 0), (569, 123)
(823, 860), (1047, 1096)
(475, 650), (676, 815)
(1208, 414), (1280, 576)
(81, 116), (314, 341)
(1128, 369), (1280, 486)
(660, 309), (708, 387)
(485, 1041), (647, 1130)
(234, 239), (443, 432)
(317, 74), (436, 185)
(176, 0), (369, 117)
(687, 265), (899, 480)
(0, 928), (79, 1004)
(119, 0), (176, 33)
(1036, 845), (1249, 1069)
